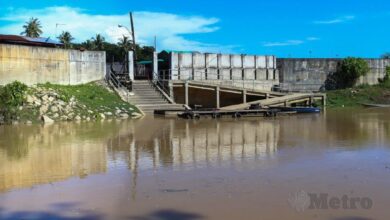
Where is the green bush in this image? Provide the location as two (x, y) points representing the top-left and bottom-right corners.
(378, 66), (390, 87)
(0, 81), (28, 121)
(334, 57), (369, 89)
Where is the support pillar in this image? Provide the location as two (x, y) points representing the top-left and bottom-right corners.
(185, 82), (189, 106)
(309, 96), (314, 106)
(216, 86), (220, 109)
(243, 90), (247, 103)
(128, 51), (134, 81)
(169, 81), (175, 101)
(322, 95), (327, 106)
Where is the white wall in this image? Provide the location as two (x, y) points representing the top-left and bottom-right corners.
(0, 44), (106, 85)
(170, 52), (278, 82)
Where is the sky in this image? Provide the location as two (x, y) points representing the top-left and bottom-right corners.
(0, 0), (389, 58)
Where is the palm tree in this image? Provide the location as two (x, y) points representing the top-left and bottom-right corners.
(57, 31), (74, 49)
(92, 34), (105, 50)
(81, 39), (95, 50)
(117, 35), (132, 52)
(21, 17), (43, 38)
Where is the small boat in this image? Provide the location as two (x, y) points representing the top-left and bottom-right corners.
(360, 103), (390, 108)
(271, 107), (321, 113)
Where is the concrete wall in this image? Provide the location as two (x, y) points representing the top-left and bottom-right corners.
(0, 44), (106, 85)
(278, 58), (390, 92)
(169, 52), (278, 91)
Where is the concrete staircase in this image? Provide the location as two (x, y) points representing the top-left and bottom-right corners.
(130, 80), (183, 114)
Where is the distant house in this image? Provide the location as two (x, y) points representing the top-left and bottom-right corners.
(0, 34), (63, 48)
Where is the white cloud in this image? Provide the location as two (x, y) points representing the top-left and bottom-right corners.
(0, 6), (234, 52)
(263, 40), (304, 47)
(306, 37), (320, 41)
(313, 15), (355, 24)
(263, 36), (320, 47)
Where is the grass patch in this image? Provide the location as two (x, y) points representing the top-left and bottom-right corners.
(327, 83), (390, 108)
(38, 82), (139, 114)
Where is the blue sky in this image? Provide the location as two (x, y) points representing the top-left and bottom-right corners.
(0, 0), (389, 58)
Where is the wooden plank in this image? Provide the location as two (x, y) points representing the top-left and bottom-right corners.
(221, 93), (319, 110)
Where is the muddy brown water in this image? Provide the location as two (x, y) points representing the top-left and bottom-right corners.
(0, 108), (390, 220)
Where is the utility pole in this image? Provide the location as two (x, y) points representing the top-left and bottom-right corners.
(154, 36), (157, 52)
(130, 12), (137, 61)
(130, 12), (137, 77)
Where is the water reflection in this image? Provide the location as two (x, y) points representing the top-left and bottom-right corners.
(0, 108), (389, 192)
(0, 121), (129, 192)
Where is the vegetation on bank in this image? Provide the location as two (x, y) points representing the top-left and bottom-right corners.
(0, 81), (141, 125)
(326, 65), (390, 108)
(326, 84), (390, 108)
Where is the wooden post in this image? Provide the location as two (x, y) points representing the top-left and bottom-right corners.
(216, 86), (220, 109)
(185, 82), (189, 106)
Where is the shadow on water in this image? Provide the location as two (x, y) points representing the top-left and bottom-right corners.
(0, 202), (104, 220)
(129, 209), (204, 220)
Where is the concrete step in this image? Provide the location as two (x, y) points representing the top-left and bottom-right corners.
(133, 88), (157, 92)
(130, 96), (165, 99)
(132, 90), (159, 93)
(131, 99), (167, 102)
(133, 101), (169, 105)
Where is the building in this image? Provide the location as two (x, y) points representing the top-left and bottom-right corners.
(0, 34), (63, 48)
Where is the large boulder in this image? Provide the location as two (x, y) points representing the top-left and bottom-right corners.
(41, 115), (54, 124)
(39, 105), (49, 115)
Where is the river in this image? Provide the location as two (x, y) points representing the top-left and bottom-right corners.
(0, 108), (389, 220)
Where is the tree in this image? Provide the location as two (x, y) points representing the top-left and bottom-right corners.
(80, 40), (94, 50)
(381, 53), (390, 59)
(334, 57), (369, 88)
(136, 45), (154, 61)
(57, 31), (74, 49)
(117, 36), (132, 52)
(92, 34), (105, 50)
(21, 17), (43, 38)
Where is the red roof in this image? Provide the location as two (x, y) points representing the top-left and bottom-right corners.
(0, 34), (63, 47)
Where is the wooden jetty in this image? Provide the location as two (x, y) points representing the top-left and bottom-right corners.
(177, 109), (281, 119)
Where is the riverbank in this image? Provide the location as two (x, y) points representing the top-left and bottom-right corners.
(326, 83), (390, 108)
(0, 81), (142, 125)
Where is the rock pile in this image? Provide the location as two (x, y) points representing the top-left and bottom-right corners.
(23, 87), (141, 124)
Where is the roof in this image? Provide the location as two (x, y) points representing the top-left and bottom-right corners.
(0, 35), (63, 47)
(161, 50), (194, 54)
(137, 59), (164, 65)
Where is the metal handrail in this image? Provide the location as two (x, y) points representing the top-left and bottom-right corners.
(106, 70), (130, 102)
(151, 71), (175, 104)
